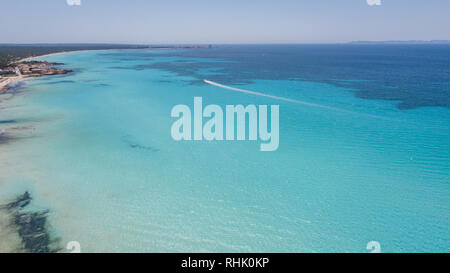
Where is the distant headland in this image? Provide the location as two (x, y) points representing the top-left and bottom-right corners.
(349, 40), (450, 44)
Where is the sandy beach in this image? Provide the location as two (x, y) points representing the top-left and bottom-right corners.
(0, 76), (23, 94)
(18, 51), (74, 63)
(18, 48), (153, 63)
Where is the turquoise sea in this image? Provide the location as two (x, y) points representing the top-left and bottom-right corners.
(0, 45), (449, 252)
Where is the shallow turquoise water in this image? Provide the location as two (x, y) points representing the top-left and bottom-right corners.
(0, 49), (449, 252)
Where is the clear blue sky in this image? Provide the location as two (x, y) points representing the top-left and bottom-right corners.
(1, 0), (449, 44)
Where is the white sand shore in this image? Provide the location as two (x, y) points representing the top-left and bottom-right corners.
(19, 47), (151, 63)
(0, 76), (24, 93)
(19, 51), (68, 62)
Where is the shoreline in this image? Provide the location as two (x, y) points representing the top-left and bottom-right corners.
(0, 51), (79, 93)
(18, 51), (72, 63)
(0, 76), (24, 94)
(0, 46), (209, 93)
(0, 55), (60, 93)
(0, 47), (155, 252)
(0, 50), (79, 252)
(1, 48), (146, 93)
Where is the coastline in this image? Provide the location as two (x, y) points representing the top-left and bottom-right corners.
(1, 49), (130, 93)
(0, 76), (23, 94)
(0, 55), (59, 93)
(0, 47), (151, 252)
(0, 51), (78, 93)
(0, 50), (76, 252)
(18, 51), (71, 63)
(0, 46), (209, 94)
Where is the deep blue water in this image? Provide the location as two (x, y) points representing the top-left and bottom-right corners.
(108, 44), (450, 109)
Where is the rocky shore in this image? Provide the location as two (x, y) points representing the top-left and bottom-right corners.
(0, 60), (72, 93)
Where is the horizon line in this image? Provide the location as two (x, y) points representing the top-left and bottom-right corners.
(1, 40), (450, 46)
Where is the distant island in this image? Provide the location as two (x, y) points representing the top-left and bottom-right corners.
(349, 40), (450, 44)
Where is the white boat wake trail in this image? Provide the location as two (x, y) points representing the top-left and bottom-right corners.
(204, 79), (388, 120)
